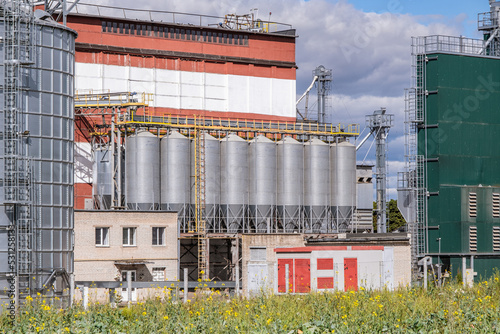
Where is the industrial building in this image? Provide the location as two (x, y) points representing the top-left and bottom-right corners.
(399, 0), (500, 283)
(0, 0), (409, 310)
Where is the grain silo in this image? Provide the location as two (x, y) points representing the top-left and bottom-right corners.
(125, 130), (160, 210)
(0, 3), (77, 308)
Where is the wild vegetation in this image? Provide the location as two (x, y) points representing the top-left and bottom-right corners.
(2, 276), (500, 333)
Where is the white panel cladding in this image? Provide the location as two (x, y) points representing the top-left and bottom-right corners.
(75, 63), (295, 118)
(75, 142), (92, 184)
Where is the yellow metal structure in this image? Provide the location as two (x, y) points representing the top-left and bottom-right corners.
(194, 116), (208, 281)
(120, 112), (360, 137)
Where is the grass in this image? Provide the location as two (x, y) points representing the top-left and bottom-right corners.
(2, 277), (500, 333)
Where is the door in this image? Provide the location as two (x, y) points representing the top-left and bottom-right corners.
(277, 259), (293, 293)
(294, 259), (311, 293)
(121, 270), (137, 302)
(344, 258), (358, 291)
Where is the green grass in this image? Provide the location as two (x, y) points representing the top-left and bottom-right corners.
(2, 277), (500, 333)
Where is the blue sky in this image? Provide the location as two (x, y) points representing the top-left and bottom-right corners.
(346, 0), (484, 37)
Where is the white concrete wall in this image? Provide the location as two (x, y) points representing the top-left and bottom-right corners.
(75, 63), (296, 118)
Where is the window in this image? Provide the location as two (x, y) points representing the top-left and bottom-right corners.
(101, 21), (106, 32)
(152, 227), (165, 246)
(123, 227), (136, 246)
(250, 247), (266, 261)
(469, 192), (477, 218)
(95, 227), (109, 246)
(124, 23), (130, 34)
(119, 22), (124, 34)
(152, 267), (166, 281)
(469, 226), (477, 252)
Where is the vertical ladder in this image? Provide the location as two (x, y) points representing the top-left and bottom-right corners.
(194, 117), (208, 281)
(2, 0), (35, 299)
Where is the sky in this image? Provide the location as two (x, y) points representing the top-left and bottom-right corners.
(73, 0), (492, 197)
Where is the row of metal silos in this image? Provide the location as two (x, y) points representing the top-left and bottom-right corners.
(109, 129), (356, 233)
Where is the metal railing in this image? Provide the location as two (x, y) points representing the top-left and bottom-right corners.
(65, 2), (293, 33)
(124, 113), (360, 138)
(413, 35), (488, 57)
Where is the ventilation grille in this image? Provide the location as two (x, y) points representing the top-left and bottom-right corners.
(493, 193), (500, 218)
(469, 192), (477, 218)
(469, 226), (477, 252)
(494, 227), (500, 252)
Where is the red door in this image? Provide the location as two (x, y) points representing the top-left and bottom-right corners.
(278, 259), (293, 293)
(344, 258), (358, 291)
(294, 259), (311, 293)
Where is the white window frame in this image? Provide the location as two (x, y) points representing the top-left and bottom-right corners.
(152, 227), (165, 246)
(152, 267), (166, 281)
(95, 227), (109, 246)
(123, 227), (137, 246)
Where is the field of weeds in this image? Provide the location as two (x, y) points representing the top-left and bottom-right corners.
(1, 277), (500, 333)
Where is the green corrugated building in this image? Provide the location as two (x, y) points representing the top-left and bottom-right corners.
(400, 1), (500, 282)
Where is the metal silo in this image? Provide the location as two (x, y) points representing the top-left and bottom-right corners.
(0, 9), (77, 308)
(277, 136), (303, 232)
(330, 141), (356, 232)
(221, 133), (248, 233)
(126, 130), (160, 210)
(160, 130), (190, 225)
(190, 133), (220, 233)
(304, 138), (329, 233)
(92, 147), (112, 209)
(249, 135), (276, 233)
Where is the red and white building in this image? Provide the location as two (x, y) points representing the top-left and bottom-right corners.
(64, 11), (298, 209)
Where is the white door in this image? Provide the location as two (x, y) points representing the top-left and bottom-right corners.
(121, 270), (137, 302)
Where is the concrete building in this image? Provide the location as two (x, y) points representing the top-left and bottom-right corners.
(242, 233), (411, 295)
(74, 211), (179, 300)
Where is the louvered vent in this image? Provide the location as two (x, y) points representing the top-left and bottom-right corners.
(493, 227), (500, 252)
(469, 192), (477, 218)
(493, 193), (500, 218)
(469, 226), (477, 252)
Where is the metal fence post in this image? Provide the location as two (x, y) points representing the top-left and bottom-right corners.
(183, 268), (188, 303)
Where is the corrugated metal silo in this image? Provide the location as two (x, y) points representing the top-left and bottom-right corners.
(221, 133), (248, 233)
(160, 130), (190, 222)
(126, 130), (160, 210)
(304, 137), (329, 233)
(249, 135), (276, 233)
(190, 133), (220, 232)
(330, 141), (356, 232)
(277, 136), (303, 232)
(0, 13), (77, 307)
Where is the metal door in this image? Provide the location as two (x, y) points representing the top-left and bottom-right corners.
(344, 258), (358, 291)
(294, 258), (311, 293)
(277, 259), (293, 293)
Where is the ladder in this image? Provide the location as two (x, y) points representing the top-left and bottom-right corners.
(194, 117), (208, 281)
(2, 0), (36, 299)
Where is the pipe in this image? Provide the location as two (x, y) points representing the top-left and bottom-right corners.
(296, 76), (318, 105)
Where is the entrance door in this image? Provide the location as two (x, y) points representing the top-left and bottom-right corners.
(121, 270), (137, 302)
(294, 259), (311, 293)
(344, 258), (358, 291)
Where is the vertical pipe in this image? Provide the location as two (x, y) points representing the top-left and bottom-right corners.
(83, 286), (89, 310)
(183, 268), (188, 303)
(69, 274), (75, 308)
(235, 262), (240, 297)
(423, 258), (428, 290)
(127, 271), (132, 308)
(285, 264), (289, 293)
(462, 257), (467, 287)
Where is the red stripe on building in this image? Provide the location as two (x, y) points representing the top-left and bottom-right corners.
(351, 246), (384, 251)
(75, 53), (296, 80)
(274, 246), (348, 253)
(66, 15), (296, 64)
